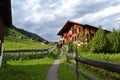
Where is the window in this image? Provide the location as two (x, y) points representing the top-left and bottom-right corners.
(64, 36), (66, 39)
(79, 26), (83, 32)
(75, 29), (77, 33)
(79, 28), (81, 32)
(70, 34), (72, 37)
(72, 37), (74, 41)
(75, 36), (77, 41)
(72, 28), (74, 34)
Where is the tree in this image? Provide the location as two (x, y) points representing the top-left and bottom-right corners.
(89, 26), (107, 53)
(107, 29), (120, 53)
(118, 30), (120, 52)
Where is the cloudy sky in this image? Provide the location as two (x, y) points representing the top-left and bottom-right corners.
(11, 0), (120, 41)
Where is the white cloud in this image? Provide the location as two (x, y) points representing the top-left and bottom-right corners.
(49, 3), (57, 8)
(25, 12), (55, 24)
(74, 5), (120, 28)
(54, 0), (82, 17)
(76, 5), (120, 20)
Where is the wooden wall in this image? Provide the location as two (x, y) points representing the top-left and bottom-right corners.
(61, 24), (98, 45)
(0, 16), (4, 43)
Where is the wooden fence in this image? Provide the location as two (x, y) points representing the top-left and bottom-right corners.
(3, 44), (57, 60)
(66, 46), (120, 80)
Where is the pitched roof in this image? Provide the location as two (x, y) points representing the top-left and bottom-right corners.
(57, 20), (84, 35)
(57, 20), (110, 35)
(0, 0), (12, 27)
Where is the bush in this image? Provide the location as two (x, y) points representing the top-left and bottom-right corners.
(78, 44), (88, 52)
(66, 40), (75, 53)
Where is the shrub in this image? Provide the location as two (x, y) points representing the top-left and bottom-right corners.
(66, 40), (75, 53)
(78, 44), (88, 52)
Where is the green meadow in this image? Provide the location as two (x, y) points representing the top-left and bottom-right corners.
(4, 37), (51, 50)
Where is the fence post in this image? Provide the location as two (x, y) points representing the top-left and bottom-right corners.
(4, 48), (5, 56)
(18, 48), (20, 58)
(76, 47), (80, 80)
(3, 48), (6, 64)
(32, 48), (34, 54)
(47, 48), (50, 56)
(66, 46), (69, 68)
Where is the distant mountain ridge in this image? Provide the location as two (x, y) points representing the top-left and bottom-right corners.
(12, 25), (48, 42)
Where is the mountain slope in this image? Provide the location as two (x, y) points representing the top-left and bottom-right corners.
(12, 25), (48, 42)
(4, 26), (50, 50)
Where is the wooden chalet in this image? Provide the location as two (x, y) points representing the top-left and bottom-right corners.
(0, 0), (12, 65)
(57, 20), (110, 45)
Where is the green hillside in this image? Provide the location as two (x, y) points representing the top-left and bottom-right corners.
(13, 25), (48, 42)
(4, 27), (51, 50)
(4, 27), (28, 38)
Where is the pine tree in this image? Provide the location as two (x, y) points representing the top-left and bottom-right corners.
(118, 31), (120, 52)
(107, 29), (120, 53)
(89, 26), (107, 53)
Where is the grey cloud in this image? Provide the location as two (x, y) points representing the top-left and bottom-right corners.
(72, 0), (120, 18)
(81, 13), (120, 31)
(11, 0), (120, 41)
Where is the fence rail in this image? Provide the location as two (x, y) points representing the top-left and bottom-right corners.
(3, 49), (48, 53)
(66, 62), (96, 80)
(3, 44), (57, 60)
(66, 46), (120, 80)
(47, 44), (57, 56)
(76, 57), (120, 73)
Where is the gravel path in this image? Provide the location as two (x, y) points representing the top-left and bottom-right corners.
(47, 48), (63, 80)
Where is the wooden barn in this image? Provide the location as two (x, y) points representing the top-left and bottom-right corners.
(57, 20), (110, 45)
(0, 0), (12, 66)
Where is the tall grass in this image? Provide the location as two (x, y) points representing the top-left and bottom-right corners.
(79, 52), (120, 64)
(79, 52), (120, 79)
